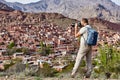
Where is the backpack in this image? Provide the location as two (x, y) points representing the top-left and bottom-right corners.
(86, 27), (98, 46)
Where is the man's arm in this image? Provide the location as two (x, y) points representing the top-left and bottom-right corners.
(75, 23), (81, 38)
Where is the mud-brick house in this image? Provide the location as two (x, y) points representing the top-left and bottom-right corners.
(13, 52), (24, 59)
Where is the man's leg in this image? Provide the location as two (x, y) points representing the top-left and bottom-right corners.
(85, 48), (92, 78)
(71, 48), (86, 77)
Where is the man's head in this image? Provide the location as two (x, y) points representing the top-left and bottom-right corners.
(81, 18), (89, 26)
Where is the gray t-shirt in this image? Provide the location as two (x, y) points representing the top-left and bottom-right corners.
(79, 25), (91, 48)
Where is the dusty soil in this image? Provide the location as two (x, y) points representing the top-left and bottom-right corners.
(0, 77), (118, 80)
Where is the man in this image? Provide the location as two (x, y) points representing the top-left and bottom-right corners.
(71, 18), (92, 78)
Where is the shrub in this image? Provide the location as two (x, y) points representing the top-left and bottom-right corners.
(4, 61), (15, 71)
(92, 44), (120, 79)
(34, 77), (42, 80)
(36, 63), (58, 77)
(24, 65), (38, 76)
(6, 62), (26, 75)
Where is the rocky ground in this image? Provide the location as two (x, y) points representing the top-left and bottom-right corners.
(0, 77), (118, 80)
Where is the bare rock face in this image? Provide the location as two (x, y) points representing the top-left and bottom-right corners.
(0, 0), (120, 23)
(0, 2), (14, 11)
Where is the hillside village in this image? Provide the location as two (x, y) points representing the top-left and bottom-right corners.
(0, 19), (120, 71)
(0, 21), (76, 70)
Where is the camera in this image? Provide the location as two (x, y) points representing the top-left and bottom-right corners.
(71, 22), (82, 27)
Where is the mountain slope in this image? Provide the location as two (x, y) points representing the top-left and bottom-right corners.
(0, 2), (14, 11)
(0, 0), (120, 23)
(0, 8), (119, 32)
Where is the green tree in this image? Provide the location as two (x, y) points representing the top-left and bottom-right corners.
(38, 41), (53, 56)
(7, 42), (15, 49)
(6, 42), (16, 59)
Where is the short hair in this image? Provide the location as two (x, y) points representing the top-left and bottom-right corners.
(82, 18), (89, 24)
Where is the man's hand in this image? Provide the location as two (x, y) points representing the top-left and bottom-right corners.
(75, 23), (81, 38)
(75, 23), (78, 30)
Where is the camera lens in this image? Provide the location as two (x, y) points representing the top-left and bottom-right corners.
(71, 22), (81, 27)
(71, 23), (75, 27)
